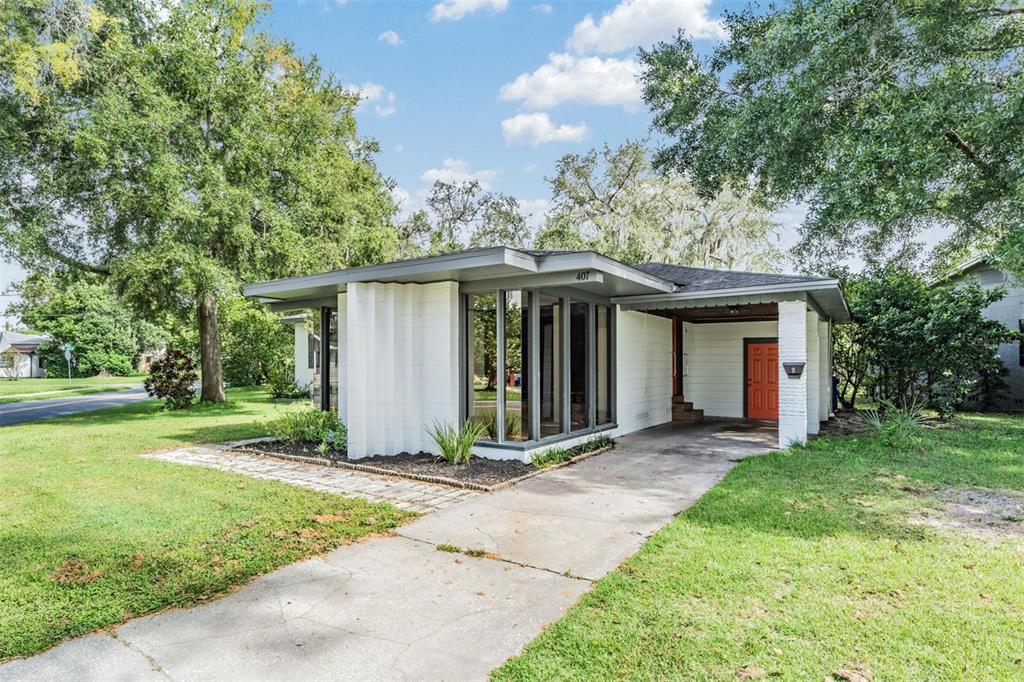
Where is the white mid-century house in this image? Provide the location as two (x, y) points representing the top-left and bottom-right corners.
(246, 248), (849, 460)
(944, 256), (1024, 411)
(0, 330), (50, 379)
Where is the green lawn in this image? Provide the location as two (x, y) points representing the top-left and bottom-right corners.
(0, 387), (410, 661)
(494, 414), (1024, 681)
(0, 375), (143, 404)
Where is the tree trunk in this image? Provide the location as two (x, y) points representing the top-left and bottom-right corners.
(198, 292), (226, 403)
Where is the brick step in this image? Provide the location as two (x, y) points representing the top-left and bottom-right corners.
(672, 405), (704, 424)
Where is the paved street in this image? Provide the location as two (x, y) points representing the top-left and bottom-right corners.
(0, 420), (776, 681)
(0, 387), (150, 426)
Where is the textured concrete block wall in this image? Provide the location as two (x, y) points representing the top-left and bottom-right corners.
(683, 320), (777, 418)
(293, 323), (314, 394)
(614, 309), (672, 435)
(778, 299), (809, 447)
(345, 282), (459, 458)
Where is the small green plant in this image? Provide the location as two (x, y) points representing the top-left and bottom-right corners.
(531, 435), (613, 469)
(265, 365), (308, 400)
(143, 349), (197, 410)
(471, 410), (523, 440)
(861, 397), (925, 446)
(436, 543), (461, 554)
(463, 548), (487, 558)
(427, 419), (486, 465)
(268, 409), (346, 452)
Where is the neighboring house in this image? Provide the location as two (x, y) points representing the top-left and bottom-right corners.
(943, 256), (1024, 411)
(246, 248), (849, 460)
(0, 331), (50, 379)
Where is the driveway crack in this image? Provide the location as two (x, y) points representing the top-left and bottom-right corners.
(109, 631), (174, 681)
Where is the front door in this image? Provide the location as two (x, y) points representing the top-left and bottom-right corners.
(746, 341), (778, 420)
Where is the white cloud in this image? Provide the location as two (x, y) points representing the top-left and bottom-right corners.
(501, 112), (590, 147)
(532, 3), (553, 14)
(350, 82), (397, 118)
(522, 164), (537, 172)
(429, 0), (507, 22)
(394, 143), (405, 153)
(421, 158), (500, 189)
(499, 53), (642, 111)
(567, 0), (725, 55)
(377, 30), (403, 46)
(518, 197), (551, 222)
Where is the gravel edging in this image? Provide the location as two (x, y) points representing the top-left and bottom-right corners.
(227, 440), (615, 492)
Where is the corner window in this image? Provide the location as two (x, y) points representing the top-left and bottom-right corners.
(464, 290), (614, 444)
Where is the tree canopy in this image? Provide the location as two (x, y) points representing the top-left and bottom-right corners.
(535, 141), (782, 270)
(641, 0), (1024, 276)
(397, 181), (530, 258)
(1, 0), (398, 400)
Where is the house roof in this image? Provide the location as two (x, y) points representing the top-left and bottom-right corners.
(245, 248), (850, 321)
(0, 330), (50, 352)
(632, 262), (829, 293)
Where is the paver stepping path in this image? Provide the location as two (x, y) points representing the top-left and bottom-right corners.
(0, 419), (775, 681)
(146, 445), (479, 513)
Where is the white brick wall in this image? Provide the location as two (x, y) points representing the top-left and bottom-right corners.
(345, 282), (460, 458)
(682, 320), (777, 418)
(819, 318), (831, 420)
(805, 311), (820, 434)
(613, 309), (672, 435)
(778, 299), (808, 447)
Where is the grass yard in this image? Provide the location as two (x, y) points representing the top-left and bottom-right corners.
(495, 414), (1024, 681)
(0, 375), (142, 404)
(0, 387), (410, 661)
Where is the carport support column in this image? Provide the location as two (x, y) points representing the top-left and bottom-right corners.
(778, 299), (808, 448)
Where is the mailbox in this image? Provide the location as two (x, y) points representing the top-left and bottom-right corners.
(783, 362), (805, 378)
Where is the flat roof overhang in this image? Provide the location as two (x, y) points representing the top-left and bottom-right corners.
(612, 279), (851, 323)
(244, 247), (676, 310)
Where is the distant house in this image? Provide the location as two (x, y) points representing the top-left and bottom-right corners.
(0, 331), (50, 379)
(944, 256), (1024, 411)
(247, 248), (849, 459)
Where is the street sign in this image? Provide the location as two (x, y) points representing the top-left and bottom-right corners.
(63, 342), (74, 352)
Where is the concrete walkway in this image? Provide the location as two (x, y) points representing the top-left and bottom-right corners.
(146, 445), (479, 513)
(0, 419), (775, 682)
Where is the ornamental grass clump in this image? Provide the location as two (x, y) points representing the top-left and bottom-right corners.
(861, 398), (926, 447)
(427, 420), (486, 465)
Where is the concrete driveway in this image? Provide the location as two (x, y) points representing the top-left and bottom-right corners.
(0, 419), (775, 681)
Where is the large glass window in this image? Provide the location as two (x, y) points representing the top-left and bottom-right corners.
(464, 291), (613, 443)
(311, 308), (338, 412)
(596, 305), (613, 425)
(467, 293), (498, 437)
(504, 291), (530, 441)
(569, 301), (589, 431)
(538, 295), (563, 437)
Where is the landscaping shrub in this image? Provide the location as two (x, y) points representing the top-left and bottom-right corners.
(143, 349), (197, 409)
(532, 435), (613, 469)
(861, 398), (926, 447)
(268, 409), (345, 449)
(265, 364), (309, 400)
(427, 420), (486, 465)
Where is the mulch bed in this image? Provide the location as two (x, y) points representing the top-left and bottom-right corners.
(236, 440), (536, 490)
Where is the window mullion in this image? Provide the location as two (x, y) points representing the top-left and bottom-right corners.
(587, 302), (596, 429)
(496, 290), (506, 443)
(561, 296), (570, 435)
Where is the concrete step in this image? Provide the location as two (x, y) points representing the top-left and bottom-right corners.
(672, 405), (704, 424)
(671, 395), (694, 410)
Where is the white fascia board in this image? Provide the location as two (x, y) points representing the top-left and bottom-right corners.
(611, 279), (839, 304)
(533, 252), (675, 293)
(244, 247), (528, 299)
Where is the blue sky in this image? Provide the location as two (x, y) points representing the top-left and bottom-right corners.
(2, 0), (782, 325)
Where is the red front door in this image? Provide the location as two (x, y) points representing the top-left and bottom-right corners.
(746, 342), (778, 420)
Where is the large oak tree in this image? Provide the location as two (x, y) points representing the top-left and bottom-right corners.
(640, 0), (1023, 276)
(1, 0), (397, 401)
